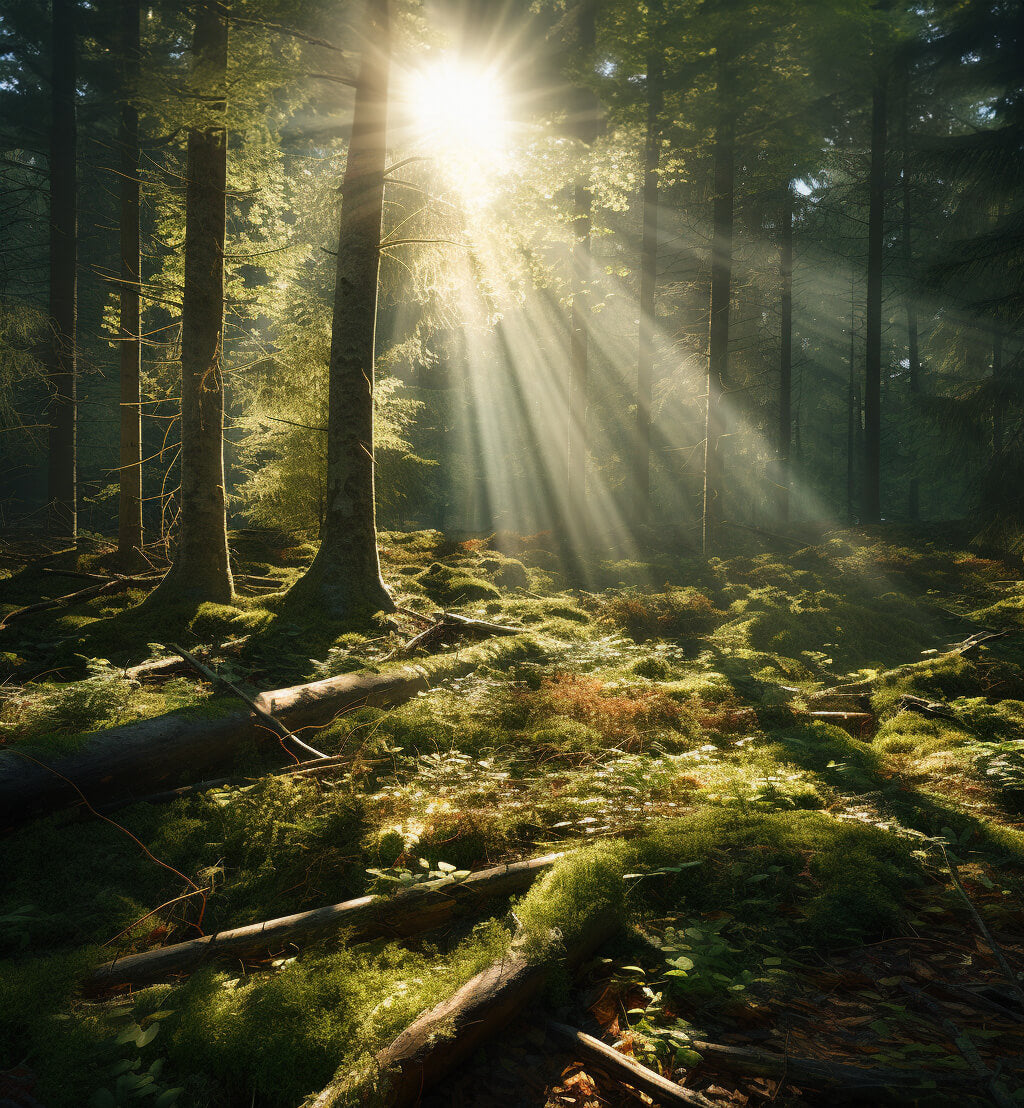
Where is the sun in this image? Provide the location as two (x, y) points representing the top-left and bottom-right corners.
(406, 56), (509, 160)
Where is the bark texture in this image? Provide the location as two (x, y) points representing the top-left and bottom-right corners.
(288, 0), (393, 619)
(149, 0), (233, 605)
(47, 0), (78, 539)
(118, 0), (145, 571)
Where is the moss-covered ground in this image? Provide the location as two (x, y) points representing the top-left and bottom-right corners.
(1, 526), (1023, 1105)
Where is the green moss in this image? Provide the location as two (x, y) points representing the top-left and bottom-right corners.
(418, 562), (500, 605)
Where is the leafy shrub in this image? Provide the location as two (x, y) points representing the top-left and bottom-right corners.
(601, 588), (723, 642)
(418, 562), (500, 604)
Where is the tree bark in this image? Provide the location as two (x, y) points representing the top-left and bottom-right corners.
(993, 325), (1004, 454)
(634, 3), (662, 530)
(288, 0), (393, 619)
(567, 0), (597, 537)
(702, 79), (734, 554)
(846, 271), (858, 524)
(863, 65), (887, 524)
(117, 0), (145, 571)
(778, 183), (793, 524)
(91, 851), (563, 988)
(0, 666), (430, 830)
(47, 0), (78, 540)
(148, 0), (232, 605)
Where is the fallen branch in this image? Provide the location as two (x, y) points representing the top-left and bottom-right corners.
(400, 611), (522, 655)
(546, 1021), (710, 1106)
(940, 843), (1024, 1012)
(312, 917), (619, 1108)
(669, 1034), (980, 1098)
(169, 644), (327, 760)
(92, 852), (563, 988)
(0, 577), (141, 630)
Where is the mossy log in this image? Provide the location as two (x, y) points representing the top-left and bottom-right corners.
(313, 918), (619, 1108)
(91, 851), (564, 988)
(0, 666), (429, 830)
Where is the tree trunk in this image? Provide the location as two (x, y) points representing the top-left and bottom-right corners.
(148, 0), (233, 605)
(846, 271), (857, 523)
(702, 80), (734, 554)
(900, 68), (920, 521)
(863, 66), (887, 524)
(634, 3), (662, 530)
(566, 0), (597, 537)
(778, 182), (793, 525)
(992, 325), (1004, 454)
(288, 0), (393, 619)
(47, 0), (77, 540)
(117, 0), (144, 571)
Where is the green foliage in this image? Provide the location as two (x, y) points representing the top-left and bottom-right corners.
(417, 561), (501, 605)
(600, 588), (724, 642)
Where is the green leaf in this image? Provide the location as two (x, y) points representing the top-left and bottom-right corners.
(135, 1023), (160, 1047)
(154, 1090), (184, 1107)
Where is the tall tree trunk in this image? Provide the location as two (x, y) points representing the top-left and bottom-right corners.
(566, 0), (597, 538)
(900, 67), (920, 521)
(702, 85), (734, 554)
(288, 0), (393, 618)
(634, 2), (662, 530)
(117, 0), (144, 571)
(778, 182), (793, 524)
(846, 272), (857, 525)
(148, 0), (232, 605)
(863, 66), (887, 524)
(992, 326), (1004, 455)
(47, 0), (77, 539)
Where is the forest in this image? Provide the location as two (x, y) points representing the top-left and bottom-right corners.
(0, 0), (1023, 1104)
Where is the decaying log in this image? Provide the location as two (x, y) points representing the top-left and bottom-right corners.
(92, 851), (563, 988)
(311, 917), (619, 1108)
(545, 1020), (710, 1106)
(0, 666), (430, 830)
(673, 1035), (980, 1098)
(806, 691), (871, 713)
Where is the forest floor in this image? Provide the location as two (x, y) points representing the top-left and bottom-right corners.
(1, 524), (1024, 1107)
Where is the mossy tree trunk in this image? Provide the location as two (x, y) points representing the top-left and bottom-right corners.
(117, 0), (145, 572)
(288, 0), (393, 620)
(148, 0), (233, 606)
(633, 0), (662, 531)
(47, 0), (77, 540)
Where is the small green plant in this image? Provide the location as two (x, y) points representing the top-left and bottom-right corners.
(364, 856), (471, 894)
(90, 1007), (182, 1108)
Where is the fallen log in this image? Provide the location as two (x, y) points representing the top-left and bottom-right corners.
(0, 666), (430, 830)
(311, 917), (619, 1108)
(91, 851), (563, 988)
(806, 710), (874, 737)
(546, 1021), (710, 1106)
(671, 1034), (980, 1098)
(0, 576), (142, 631)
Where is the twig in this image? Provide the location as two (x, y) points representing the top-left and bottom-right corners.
(940, 843), (1024, 1010)
(169, 644), (328, 761)
(546, 1020), (711, 1106)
